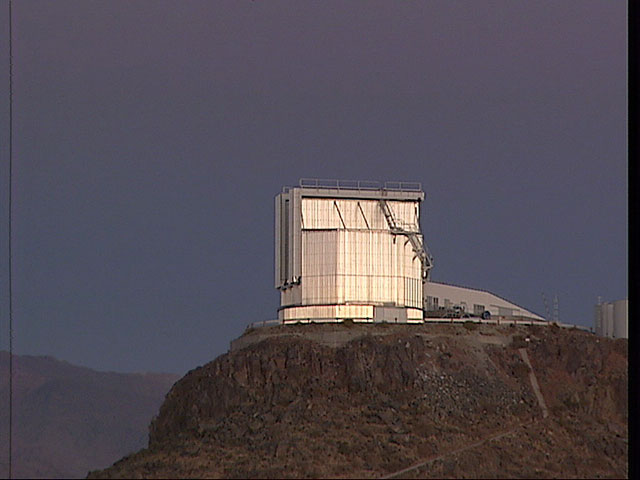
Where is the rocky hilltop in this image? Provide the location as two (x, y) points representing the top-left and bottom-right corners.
(90, 323), (627, 478)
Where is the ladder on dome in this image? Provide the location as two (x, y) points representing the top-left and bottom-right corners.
(379, 199), (433, 281)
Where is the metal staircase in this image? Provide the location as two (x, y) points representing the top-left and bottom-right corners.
(379, 199), (433, 281)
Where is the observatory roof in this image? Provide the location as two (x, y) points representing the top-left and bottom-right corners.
(282, 178), (425, 201)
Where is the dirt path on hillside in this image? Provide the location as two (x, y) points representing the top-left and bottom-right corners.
(519, 347), (549, 418)
(381, 346), (550, 479)
(380, 420), (537, 479)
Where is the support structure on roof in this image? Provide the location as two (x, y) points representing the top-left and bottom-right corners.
(378, 199), (433, 281)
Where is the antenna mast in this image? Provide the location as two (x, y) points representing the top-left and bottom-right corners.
(541, 293), (550, 322)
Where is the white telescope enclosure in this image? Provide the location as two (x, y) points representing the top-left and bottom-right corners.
(275, 179), (432, 323)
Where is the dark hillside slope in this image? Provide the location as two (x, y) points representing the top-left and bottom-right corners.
(0, 352), (178, 479)
(90, 323), (627, 478)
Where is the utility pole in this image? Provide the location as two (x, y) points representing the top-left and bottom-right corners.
(8, 2), (14, 478)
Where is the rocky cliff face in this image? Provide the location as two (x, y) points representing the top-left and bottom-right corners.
(90, 323), (627, 478)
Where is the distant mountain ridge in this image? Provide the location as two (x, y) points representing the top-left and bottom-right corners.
(0, 351), (179, 479)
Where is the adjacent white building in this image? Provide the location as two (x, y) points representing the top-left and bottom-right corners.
(423, 281), (544, 321)
(594, 298), (628, 338)
(275, 179), (544, 324)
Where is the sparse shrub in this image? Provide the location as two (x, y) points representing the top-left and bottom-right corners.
(479, 398), (498, 415)
(337, 440), (351, 455)
(511, 402), (529, 416)
(463, 321), (477, 331)
(549, 404), (564, 416)
(357, 424), (374, 437)
(561, 393), (581, 410)
(306, 468), (321, 478)
(415, 419), (435, 437)
(343, 319), (354, 328)
(512, 362), (531, 379)
(511, 335), (527, 349)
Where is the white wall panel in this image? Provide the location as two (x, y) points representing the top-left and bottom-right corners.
(281, 192), (424, 313)
(302, 230), (339, 305)
(281, 304), (374, 321)
(301, 198), (420, 232)
(299, 228), (422, 309)
(613, 300), (628, 339)
(301, 198), (342, 229)
(275, 195), (281, 287)
(291, 189), (302, 280)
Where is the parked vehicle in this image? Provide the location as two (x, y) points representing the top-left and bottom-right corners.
(425, 306), (491, 320)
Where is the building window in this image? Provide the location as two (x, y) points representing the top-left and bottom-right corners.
(473, 304), (485, 316)
(426, 296), (439, 310)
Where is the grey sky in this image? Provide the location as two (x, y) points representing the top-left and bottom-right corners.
(0, 1), (627, 374)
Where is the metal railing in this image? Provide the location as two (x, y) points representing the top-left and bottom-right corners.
(298, 178), (422, 192)
(245, 319), (282, 330)
(244, 316), (590, 330)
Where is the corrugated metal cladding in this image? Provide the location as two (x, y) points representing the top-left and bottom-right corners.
(275, 186), (426, 320)
(280, 305), (424, 322)
(278, 196), (423, 309)
(281, 304), (375, 321)
(302, 229), (422, 308)
(301, 198), (420, 232)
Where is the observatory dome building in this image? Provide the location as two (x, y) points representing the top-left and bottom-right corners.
(275, 179), (544, 324)
(275, 179), (429, 323)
